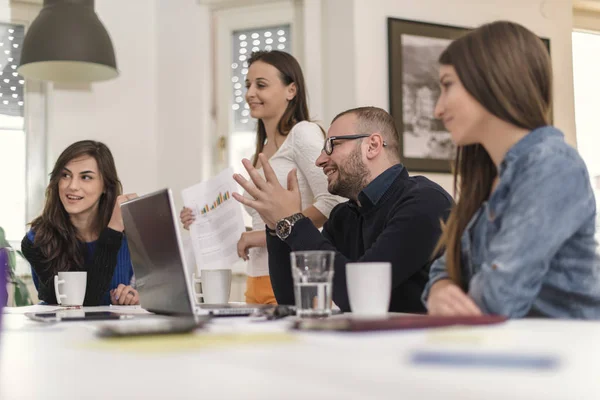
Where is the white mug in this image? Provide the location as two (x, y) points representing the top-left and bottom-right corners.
(192, 269), (232, 304)
(346, 262), (391, 317)
(54, 271), (87, 306)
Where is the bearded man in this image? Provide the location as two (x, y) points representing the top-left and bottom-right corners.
(233, 106), (452, 312)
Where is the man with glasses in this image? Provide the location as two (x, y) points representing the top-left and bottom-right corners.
(233, 106), (452, 313)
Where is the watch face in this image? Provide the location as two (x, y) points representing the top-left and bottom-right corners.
(276, 219), (292, 239)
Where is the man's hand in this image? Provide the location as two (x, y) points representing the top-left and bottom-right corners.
(232, 154), (302, 229)
(427, 279), (482, 316)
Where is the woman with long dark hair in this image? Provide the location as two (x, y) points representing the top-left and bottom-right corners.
(22, 140), (139, 306)
(423, 21), (600, 319)
(181, 51), (342, 304)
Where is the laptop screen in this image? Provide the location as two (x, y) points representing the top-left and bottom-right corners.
(120, 189), (195, 316)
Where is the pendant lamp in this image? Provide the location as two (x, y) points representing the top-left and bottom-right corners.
(17, 0), (118, 83)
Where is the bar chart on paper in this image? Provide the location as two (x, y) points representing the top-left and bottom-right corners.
(200, 191), (231, 215)
(182, 168), (245, 271)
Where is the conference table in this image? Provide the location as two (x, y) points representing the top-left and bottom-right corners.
(1, 306), (599, 399)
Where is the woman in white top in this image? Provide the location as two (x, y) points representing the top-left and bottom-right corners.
(181, 50), (342, 304)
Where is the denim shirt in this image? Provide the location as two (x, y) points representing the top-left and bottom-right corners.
(423, 126), (600, 319)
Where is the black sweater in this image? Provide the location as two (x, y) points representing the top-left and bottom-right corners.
(21, 228), (123, 306)
(267, 168), (452, 313)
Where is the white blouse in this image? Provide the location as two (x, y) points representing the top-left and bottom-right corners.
(243, 121), (344, 277)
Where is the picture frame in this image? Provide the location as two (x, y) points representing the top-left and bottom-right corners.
(388, 18), (470, 173)
(388, 17), (551, 173)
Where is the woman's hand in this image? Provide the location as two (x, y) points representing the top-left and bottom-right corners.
(236, 230), (267, 261)
(110, 284), (140, 305)
(427, 279), (482, 316)
(107, 193), (138, 232)
(180, 207), (195, 230)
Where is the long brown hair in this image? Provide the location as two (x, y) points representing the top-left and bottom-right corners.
(436, 21), (552, 286)
(30, 140), (123, 273)
(247, 50), (320, 166)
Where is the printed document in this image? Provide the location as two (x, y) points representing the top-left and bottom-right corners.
(181, 167), (245, 271)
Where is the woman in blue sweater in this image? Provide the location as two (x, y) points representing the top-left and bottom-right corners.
(21, 140), (139, 306)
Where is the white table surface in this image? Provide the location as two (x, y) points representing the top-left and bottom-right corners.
(1, 307), (599, 400)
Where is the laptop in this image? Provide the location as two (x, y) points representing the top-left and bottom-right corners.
(120, 188), (271, 319)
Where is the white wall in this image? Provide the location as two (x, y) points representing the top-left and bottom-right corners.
(323, 0), (576, 194)
(322, 0), (356, 127)
(47, 0), (159, 195)
(155, 0), (212, 212)
(44, 0), (213, 214)
(300, 0), (324, 123)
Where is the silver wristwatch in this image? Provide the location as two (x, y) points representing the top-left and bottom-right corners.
(275, 213), (306, 240)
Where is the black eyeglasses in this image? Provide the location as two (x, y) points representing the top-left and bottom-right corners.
(322, 134), (387, 155)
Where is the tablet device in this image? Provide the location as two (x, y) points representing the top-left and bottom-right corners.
(25, 311), (130, 322)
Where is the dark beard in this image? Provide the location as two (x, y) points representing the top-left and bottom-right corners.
(328, 147), (369, 199)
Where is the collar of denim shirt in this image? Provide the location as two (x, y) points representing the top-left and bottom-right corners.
(498, 125), (563, 176)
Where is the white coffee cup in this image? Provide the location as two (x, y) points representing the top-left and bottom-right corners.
(192, 269), (232, 304)
(346, 262), (391, 317)
(54, 271), (87, 306)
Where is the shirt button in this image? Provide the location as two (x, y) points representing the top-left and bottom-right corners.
(491, 264), (498, 270)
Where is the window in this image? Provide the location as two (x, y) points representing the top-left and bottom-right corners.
(0, 4), (47, 251)
(572, 30), (600, 232)
(0, 22), (26, 243)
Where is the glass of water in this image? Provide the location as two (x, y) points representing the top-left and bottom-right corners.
(290, 250), (335, 318)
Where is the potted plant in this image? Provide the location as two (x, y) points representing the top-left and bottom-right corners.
(0, 239), (5, 310)
(0, 226), (32, 306)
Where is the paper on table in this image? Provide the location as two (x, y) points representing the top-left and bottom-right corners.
(107, 305), (153, 315)
(3, 304), (67, 314)
(181, 167), (245, 272)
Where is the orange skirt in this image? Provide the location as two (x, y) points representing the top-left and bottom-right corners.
(245, 275), (278, 305)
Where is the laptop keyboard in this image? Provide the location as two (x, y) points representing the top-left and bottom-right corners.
(194, 307), (255, 317)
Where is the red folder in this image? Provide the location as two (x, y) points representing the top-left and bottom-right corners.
(293, 314), (507, 332)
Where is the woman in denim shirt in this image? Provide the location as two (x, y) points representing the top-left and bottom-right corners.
(422, 21), (600, 319)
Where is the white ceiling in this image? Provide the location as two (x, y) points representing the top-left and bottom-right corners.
(11, 1), (599, 16)
(10, 0), (286, 10)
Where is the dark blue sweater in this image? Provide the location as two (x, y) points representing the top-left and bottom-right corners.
(22, 228), (133, 306)
(267, 165), (452, 313)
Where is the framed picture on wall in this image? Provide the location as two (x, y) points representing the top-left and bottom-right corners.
(388, 18), (470, 173)
(388, 18), (551, 173)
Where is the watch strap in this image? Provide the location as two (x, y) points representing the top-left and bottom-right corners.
(286, 213), (306, 225)
(265, 225), (277, 237)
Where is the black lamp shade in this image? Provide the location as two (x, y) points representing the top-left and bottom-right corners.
(17, 0), (118, 83)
